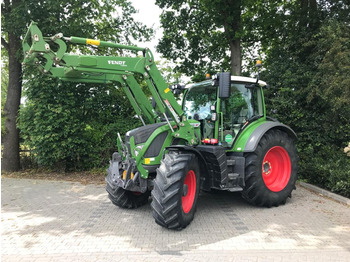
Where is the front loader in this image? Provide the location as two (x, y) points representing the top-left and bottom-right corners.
(22, 22), (298, 229)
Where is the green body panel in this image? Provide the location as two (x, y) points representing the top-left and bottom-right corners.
(127, 119), (201, 178)
(69, 36), (146, 52)
(229, 83), (267, 152)
(123, 76), (157, 123)
(230, 117), (267, 152)
(132, 124), (172, 179)
(215, 86), (221, 139)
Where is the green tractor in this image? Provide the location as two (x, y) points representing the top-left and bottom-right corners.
(23, 22), (298, 229)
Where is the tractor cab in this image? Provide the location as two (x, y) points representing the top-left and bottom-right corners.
(183, 76), (267, 147)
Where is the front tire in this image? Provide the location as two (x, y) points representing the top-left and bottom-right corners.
(107, 186), (150, 209)
(151, 152), (200, 229)
(242, 129), (298, 207)
(106, 169), (150, 209)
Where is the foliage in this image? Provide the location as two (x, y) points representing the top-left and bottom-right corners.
(2, 0), (153, 46)
(155, 0), (244, 76)
(261, 0), (350, 197)
(155, 0), (295, 78)
(307, 22), (350, 116)
(19, 73), (139, 170)
(300, 144), (350, 198)
(156, 59), (188, 85)
(1, 0), (153, 171)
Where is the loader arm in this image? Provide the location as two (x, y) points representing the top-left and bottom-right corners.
(22, 22), (196, 144)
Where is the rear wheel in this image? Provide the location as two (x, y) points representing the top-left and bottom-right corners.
(151, 152), (200, 229)
(242, 129), (298, 207)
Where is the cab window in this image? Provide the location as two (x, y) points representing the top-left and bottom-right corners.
(183, 85), (217, 138)
(221, 83), (263, 147)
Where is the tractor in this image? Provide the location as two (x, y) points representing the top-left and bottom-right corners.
(22, 22), (298, 229)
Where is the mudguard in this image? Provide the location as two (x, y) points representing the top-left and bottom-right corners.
(244, 121), (297, 153)
(165, 145), (210, 178)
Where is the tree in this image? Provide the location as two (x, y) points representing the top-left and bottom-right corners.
(156, 59), (188, 85)
(155, 0), (294, 78)
(155, 0), (243, 77)
(1, 0), (22, 171)
(19, 75), (140, 170)
(1, 49), (9, 137)
(1, 0), (153, 171)
(261, 0), (350, 197)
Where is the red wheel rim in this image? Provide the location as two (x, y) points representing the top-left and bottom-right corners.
(182, 170), (196, 213)
(262, 146), (291, 192)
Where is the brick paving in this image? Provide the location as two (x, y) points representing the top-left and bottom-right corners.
(1, 178), (350, 261)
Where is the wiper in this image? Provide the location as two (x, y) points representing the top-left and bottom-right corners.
(243, 115), (263, 127)
(245, 83), (259, 89)
(248, 115), (262, 122)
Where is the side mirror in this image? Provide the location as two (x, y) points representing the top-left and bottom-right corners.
(218, 72), (230, 98)
(173, 89), (182, 95)
(170, 84), (186, 94)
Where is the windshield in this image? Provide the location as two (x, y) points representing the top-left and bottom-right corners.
(183, 85), (217, 120)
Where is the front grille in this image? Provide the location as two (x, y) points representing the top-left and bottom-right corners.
(144, 131), (168, 157)
(128, 122), (166, 144)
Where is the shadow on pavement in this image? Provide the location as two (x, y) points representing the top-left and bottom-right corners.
(1, 178), (350, 254)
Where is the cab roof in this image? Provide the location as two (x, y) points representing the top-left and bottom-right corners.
(186, 76), (267, 89)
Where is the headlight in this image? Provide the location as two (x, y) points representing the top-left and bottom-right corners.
(134, 145), (144, 156)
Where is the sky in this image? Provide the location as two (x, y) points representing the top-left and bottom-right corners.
(129, 1), (190, 83)
(130, 0), (163, 61)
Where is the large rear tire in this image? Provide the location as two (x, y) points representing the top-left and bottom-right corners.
(151, 152), (200, 229)
(242, 129), (298, 207)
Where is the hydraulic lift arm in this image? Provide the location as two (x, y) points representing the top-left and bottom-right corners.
(22, 22), (196, 144)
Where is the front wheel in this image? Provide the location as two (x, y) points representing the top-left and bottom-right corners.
(242, 129), (298, 207)
(151, 152), (200, 229)
(106, 168), (150, 209)
(107, 185), (150, 209)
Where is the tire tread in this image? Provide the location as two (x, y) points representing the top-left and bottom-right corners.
(242, 129), (298, 207)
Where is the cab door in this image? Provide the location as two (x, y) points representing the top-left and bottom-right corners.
(183, 83), (218, 140)
(220, 82), (264, 147)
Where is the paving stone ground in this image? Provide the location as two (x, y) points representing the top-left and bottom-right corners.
(1, 178), (350, 261)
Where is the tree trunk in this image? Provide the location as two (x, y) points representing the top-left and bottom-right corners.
(2, 33), (22, 172)
(299, 0), (318, 28)
(229, 39), (241, 76)
(223, 0), (242, 76)
(308, 0), (318, 29)
(300, 0), (308, 27)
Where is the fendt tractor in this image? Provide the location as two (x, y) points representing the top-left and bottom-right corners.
(23, 22), (298, 229)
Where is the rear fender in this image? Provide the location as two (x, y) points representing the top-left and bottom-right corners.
(244, 121), (297, 153)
